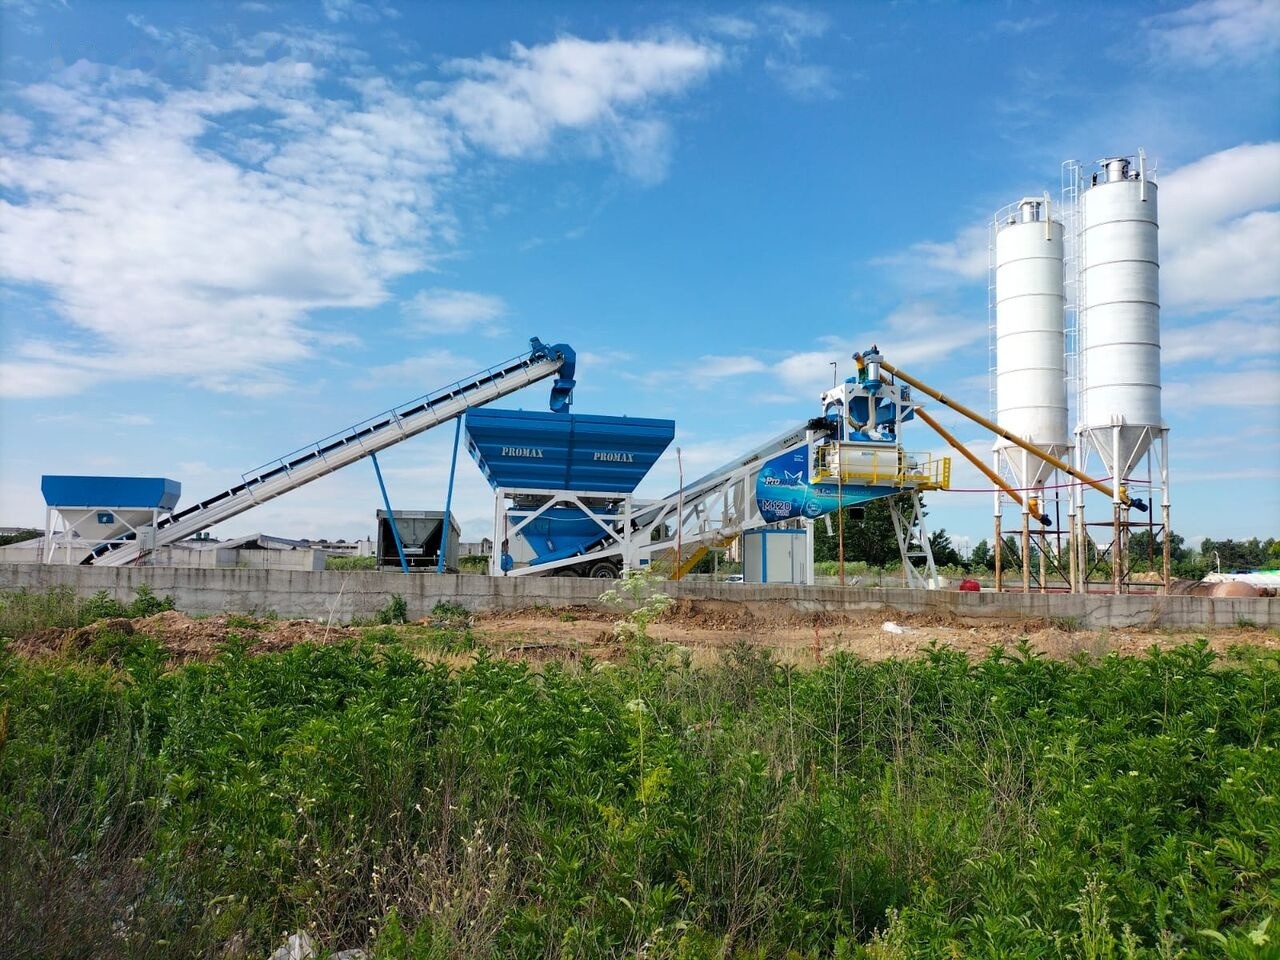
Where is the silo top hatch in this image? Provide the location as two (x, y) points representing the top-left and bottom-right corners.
(465, 408), (675, 493)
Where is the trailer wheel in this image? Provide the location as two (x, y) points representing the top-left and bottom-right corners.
(588, 561), (619, 580)
(556, 568), (582, 578)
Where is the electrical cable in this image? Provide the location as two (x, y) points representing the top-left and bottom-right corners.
(944, 476), (1113, 494)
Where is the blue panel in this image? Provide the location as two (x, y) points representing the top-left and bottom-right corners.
(754, 448), (893, 523)
(41, 475), (181, 510)
(511, 505), (616, 564)
(465, 408), (675, 493)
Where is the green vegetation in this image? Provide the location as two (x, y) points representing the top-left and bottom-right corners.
(816, 501), (1278, 582)
(375, 593), (410, 625)
(326, 554), (378, 570)
(1198, 538), (1280, 574)
(1, 601), (1276, 959)
(1, 579), (1276, 957)
(0, 528), (40, 547)
(815, 495), (912, 568)
(0, 584), (175, 638)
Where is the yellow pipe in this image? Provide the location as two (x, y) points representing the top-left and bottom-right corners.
(879, 360), (1129, 506)
(674, 544), (709, 581)
(913, 407), (1027, 508)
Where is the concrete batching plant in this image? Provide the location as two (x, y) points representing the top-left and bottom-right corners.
(31, 151), (1171, 597)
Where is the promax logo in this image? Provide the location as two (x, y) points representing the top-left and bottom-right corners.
(502, 446), (544, 458)
(593, 451), (635, 462)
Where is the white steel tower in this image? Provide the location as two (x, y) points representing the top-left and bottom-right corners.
(1070, 152), (1170, 592)
(1078, 155), (1163, 478)
(991, 196), (1070, 591)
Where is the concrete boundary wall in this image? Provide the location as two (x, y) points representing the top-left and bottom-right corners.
(2, 563), (1276, 630)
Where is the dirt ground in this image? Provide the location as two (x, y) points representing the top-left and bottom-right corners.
(472, 600), (1279, 665)
(11, 601), (1277, 668)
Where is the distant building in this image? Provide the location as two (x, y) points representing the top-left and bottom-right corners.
(459, 537), (493, 557)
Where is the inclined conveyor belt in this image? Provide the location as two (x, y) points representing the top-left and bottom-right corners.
(91, 338), (574, 566)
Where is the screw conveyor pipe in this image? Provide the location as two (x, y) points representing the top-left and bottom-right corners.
(877, 359), (1132, 508)
(911, 407), (1048, 524)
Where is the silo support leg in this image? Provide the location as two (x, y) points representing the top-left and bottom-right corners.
(1021, 513), (1030, 594)
(994, 515), (1003, 592)
(1162, 503), (1172, 594)
(1068, 511), (1078, 594)
(1112, 504), (1122, 595)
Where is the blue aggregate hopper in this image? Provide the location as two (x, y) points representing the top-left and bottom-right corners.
(42, 475), (181, 509)
(465, 408), (675, 493)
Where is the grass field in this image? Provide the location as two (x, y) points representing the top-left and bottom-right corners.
(0, 584), (1277, 959)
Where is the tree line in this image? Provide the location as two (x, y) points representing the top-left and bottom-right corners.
(814, 496), (1278, 578)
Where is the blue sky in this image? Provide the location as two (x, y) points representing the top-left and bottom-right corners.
(1, 0), (1277, 554)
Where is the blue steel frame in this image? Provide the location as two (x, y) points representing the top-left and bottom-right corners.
(439, 418), (463, 574)
(370, 452), (410, 574)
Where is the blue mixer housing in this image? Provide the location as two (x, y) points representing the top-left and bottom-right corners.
(465, 408), (675, 565)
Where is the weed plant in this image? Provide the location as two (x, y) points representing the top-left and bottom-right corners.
(0, 626), (1277, 958)
(0, 584), (175, 639)
(375, 594), (410, 625)
(326, 555), (378, 571)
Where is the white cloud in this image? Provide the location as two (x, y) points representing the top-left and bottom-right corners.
(760, 5), (830, 50)
(1159, 141), (1280, 310)
(402, 288), (507, 336)
(1170, 214), (1280, 310)
(0, 112), (33, 145)
(438, 36), (724, 174)
(1145, 0), (1280, 67)
(872, 142), (1280, 311)
(696, 355), (767, 379)
(874, 222), (989, 285)
(0, 32), (727, 399)
(1165, 368), (1280, 408)
(704, 14), (758, 40)
(0, 0), (67, 17)
(321, 0), (397, 24)
(365, 350), (480, 387)
(764, 57), (837, 100)
(1160, 142), (1280, 246)
(774, 304), (986, 397)
(575, 348), (633, 369)
(0, 360), (95, 398)
(1163, 309), (1280, 365)
(756, 4), (837, 101)
(125, 13), (218, 55)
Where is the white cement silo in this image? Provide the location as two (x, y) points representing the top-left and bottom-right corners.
(1077, 156), (1162, 480)
(992, 197), (1069, 487)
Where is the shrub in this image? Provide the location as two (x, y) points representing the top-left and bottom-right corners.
(376, 594), (410, 625)
(80, 589), (127, 623)
(127, 583), (174, 617)
(326, 555), (378, 571)
(0, 585), (80, 638)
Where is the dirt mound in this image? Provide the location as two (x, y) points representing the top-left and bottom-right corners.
(14, 618), (137, 659)
(472, 605), (1278, 667)
(15, 611), (362, 665)
(9, 601), (1276, 670)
